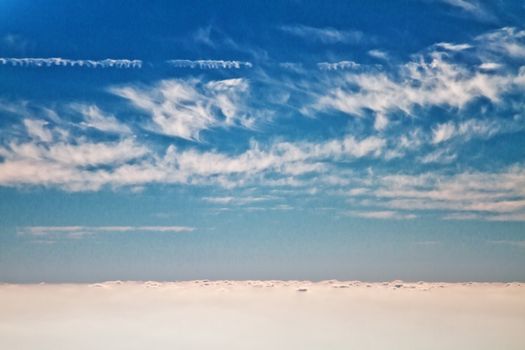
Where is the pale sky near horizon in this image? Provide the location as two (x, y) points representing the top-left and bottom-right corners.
(0, 0), (524, 282)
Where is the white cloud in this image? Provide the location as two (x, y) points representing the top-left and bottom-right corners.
(0, 138), (149, 167)
(431, 118), (514, 145)
(439, 0), (494, 21)
(435, 42), (473, 51)
(479, 62), (503, 71)
(368, 49), (389, 60)
(111, 78), (255, 141)
(74, 104), (132, 134)
(167, 59), (252, 69)
(279, 62), (304, 71)
(432, 122), (456, 144)
(18, 225), (194, 239)
(23, 119), (53, 143)
(280, 25), (365, 44)
(203, 196), (274, 205)
(0, 129), (385, 191)
(363, 165), (525, 220)
(305, 28), (525, 129)
(317, 61), (360, 71)
(348, 210), (416, 220)
(0, 57), (142, 68)
(311, 51), (523, 123)
(419, 148), (457, 164)
(476, 27), (525, 58)
(0, 137), (151, 191)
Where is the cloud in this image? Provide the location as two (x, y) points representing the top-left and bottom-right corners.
(23, 119), (53, 143)
(419, 147), (457, 164)
(0, 138), (148, 167)
(478, 62), (503, 71)
(317, 61), (360, 71)
(435, 42), (473, 51)
(279, 62), (304, 71)
(311, 52), (523, 122)
(487, 240), (525, 248)
(0, 136), (151, 191)
(438, 0), (495, 21)
(432, 122), (457, 144)
(431, 118), (503, 144)
(111, 78), (255, 141)
(280, 25), (365, 44)
(1, 34), (31, 53)
(0, 123), (385, 191)
(442, 213), (482, 220)
(74, 104), (132, 135)
(0, 58), (142, 68)
(306, 29), (525, 130)
(167, 59), (252, 69)
(368, 49), (389, 61)
(362, 165), (525, 221)
(348, 210), (416, 220)
(476, 27), (525, 59)
(18, 226), (195, 239)
(203, 196), (275, 205)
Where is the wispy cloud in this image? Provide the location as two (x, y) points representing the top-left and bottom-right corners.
(74, 104), (132, 135)
(167, 59), (252, 69)
(313, 56), (519, 117)
(487, 240), (525, 248)
(367, 49), (389, 60)
(307, 29), (525, 130)
(0, 57), (142, 68)
(23, 119), (54, 143)
(280, 25), (365, 44)
(0, 118), (385, 190)
(438, 0), (495, 22)
(111, 78), (256, 141)
(18, 226), (195, 239)
(431, 119), (503, 144)
(203, 196), (275, 205)
(1, 34), (31, 53)
(435, 42), (473, 51)
(317, 61), (360, 71)
(348, 210), (416, 220)
(476, 27), (525, 59)
(359, 165), (525, 221)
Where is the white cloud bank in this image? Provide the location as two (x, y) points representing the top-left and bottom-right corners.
(0, 282), (524, 350)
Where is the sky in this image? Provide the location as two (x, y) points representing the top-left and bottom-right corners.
(0, 0), (525, 282)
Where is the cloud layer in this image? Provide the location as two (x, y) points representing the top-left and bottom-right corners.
(1, 26), (525, 222)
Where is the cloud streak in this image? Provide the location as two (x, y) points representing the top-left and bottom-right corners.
(167, 59), (252, 69)
(18, 226), (195, 239)
(280, 25), (365, 44)
(0, 58), (142, 68)
(317, 61), (360, 71)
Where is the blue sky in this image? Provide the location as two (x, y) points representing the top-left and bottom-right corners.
(1, 0), (525, 282)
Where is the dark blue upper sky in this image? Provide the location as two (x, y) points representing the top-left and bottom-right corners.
(1, 0), (524, 282)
